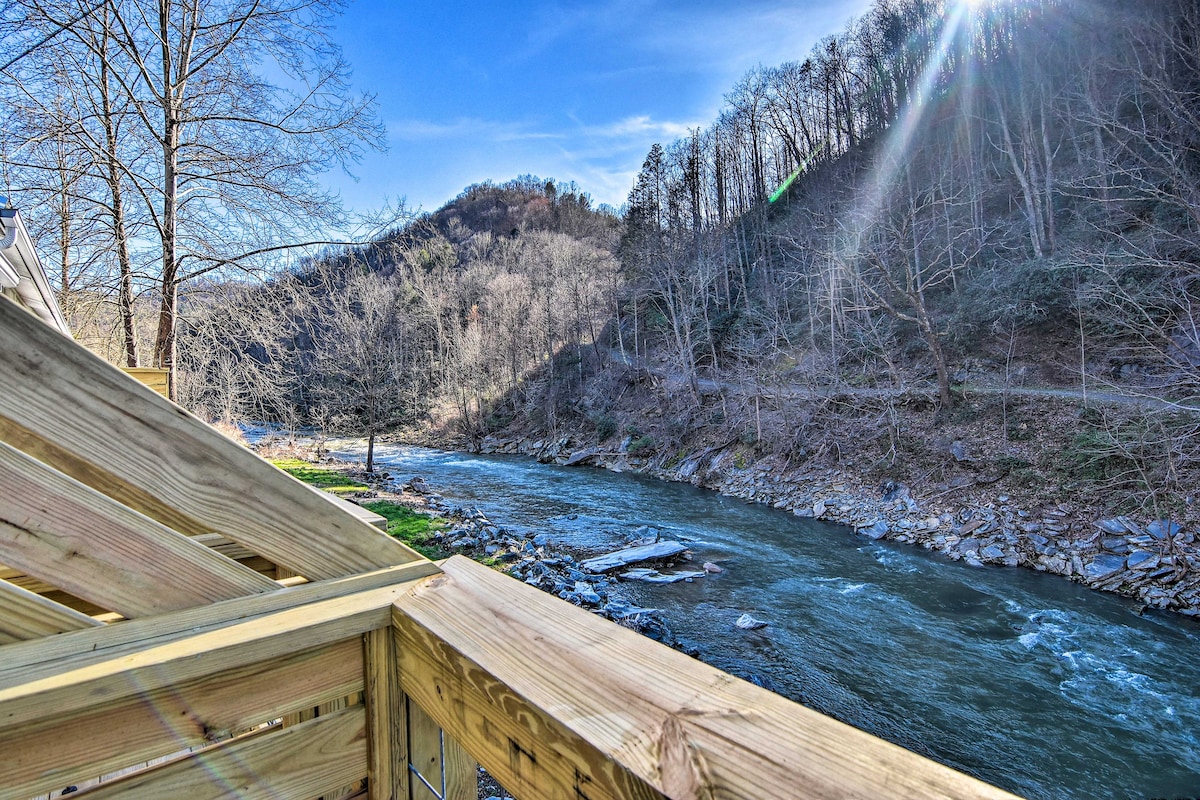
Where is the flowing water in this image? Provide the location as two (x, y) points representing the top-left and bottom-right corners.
(339, 441), (1200, 800)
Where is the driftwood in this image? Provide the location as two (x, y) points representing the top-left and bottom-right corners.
(579, 541), (688, 573)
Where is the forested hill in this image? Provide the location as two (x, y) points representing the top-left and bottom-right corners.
(176, 177), (622, 457)
(618, 0), (1200, 410)
(487, 0), (1200, 521)
(178, 0), (1200, 519)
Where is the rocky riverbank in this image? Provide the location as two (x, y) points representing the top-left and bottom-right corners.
(363, 473), (684, 644)
(474, 433), (1200, 619)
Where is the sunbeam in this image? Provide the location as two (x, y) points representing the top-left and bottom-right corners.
(839, 0), (974, 266)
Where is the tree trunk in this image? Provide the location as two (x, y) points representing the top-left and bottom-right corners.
(97, 7), (139, 367)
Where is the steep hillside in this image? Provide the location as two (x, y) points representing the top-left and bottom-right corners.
(460, 0), (1200, 614)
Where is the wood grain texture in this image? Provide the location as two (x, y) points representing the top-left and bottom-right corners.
(0, 577), (100, 644)
(121, 367), (169, 397)
(79, 705), (368, 800)
(0, 639), (363, 800)
(443, 724), (477, 800)
(407, 696), (445, 800)
(391, 556), (1021, 800)
(0, 572), (435, 732)
(0, 439), (278, 617)
(364, 628), (408, 800)
(0, 557), (439, 677)
(0, 414), (210, 536)
(0, 294), (423, 579)
(406, 699), (476, 800)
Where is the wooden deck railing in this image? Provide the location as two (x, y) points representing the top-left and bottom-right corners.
(0, 555), (1020, 800)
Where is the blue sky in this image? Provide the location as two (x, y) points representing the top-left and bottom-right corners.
(328, 0), (873, 216)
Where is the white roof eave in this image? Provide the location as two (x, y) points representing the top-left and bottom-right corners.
(0, 208), (71, 336)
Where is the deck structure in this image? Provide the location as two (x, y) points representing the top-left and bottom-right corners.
(0, 288), (1021, 799)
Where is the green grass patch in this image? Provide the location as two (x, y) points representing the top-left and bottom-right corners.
(360, 501), (450, 560)
(272, 458), (369, 496)
(273, 456), (450, 559)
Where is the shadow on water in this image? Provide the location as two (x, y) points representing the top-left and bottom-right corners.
(346, 443), (1200, 800)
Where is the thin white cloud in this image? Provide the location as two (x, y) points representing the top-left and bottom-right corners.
(584, 115), (699, 140)
(387, 117), (564, 143)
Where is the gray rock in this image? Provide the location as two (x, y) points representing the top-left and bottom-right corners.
(579, 541), (687, 572)
(1083, 554), (1128, 581)
(532, 533), (550, 547)
(860, 520), (889, 540)
(620, 568), (706, 584)
(981, 545), (1007, 560)
(735, 613), (769, 630)
(1147, 519), (1183, 540)
(1101, 537), (1131, 553)
(950, 440), (970, 462)
(573, 581), (602, 604)
(1126, 550), (1159, 571)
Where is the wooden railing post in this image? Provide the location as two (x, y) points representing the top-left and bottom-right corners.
(365, 627), (408, 800)
(366, 626), (476, 800)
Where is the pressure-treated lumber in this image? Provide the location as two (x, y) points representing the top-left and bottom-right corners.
(364, 628), (408, 800)
(0, 578), (100, 644)
(0, 560), (439, 675)
(78, 705), (368, 800)
(0, 564), (438, 731)
(392, 556), (1021, 800)
(409, 697), (447, 800)
(0, 414), (210, 536)
(0, 639), (362, 800)
(0, 440), (277, 617)
(0, 294), (422, 579)
(406, 696), (476, 800)
(121, 367), (169, 397)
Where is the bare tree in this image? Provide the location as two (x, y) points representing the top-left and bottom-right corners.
(8, 0), (386, 396)
(307, 264), (425, 473)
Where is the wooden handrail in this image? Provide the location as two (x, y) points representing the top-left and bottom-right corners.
(0, 555), (1021, 799)
(392, 556), (1021, 800)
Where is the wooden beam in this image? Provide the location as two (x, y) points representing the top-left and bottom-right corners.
(0, 564), (438, 732)
(364, 628), (408, 800)
(0, 577), (100, 644)
(78, 705), (368, 800)
(0, 560), (439, 676)
(0, 294), (424, 579)
(391, 556), (1020, 800)
(0, 439), (278, 617)
(0, 413), (210, 536)
(443, 724), (476, 800)
(0, 639), (362, 800)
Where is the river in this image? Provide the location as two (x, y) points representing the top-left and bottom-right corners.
(336, 441), (1200, 800)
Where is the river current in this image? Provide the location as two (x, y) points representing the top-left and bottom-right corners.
(335, 441), (1199, 800)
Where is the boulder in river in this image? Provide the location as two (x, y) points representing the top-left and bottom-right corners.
(621, 568), (706, 584)
(859, 520), (889, 540)
(578, 541), (688, 572)
(735, 613), (769, 630)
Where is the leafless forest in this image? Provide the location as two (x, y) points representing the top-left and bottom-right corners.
(5, 0), (1200, 513)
